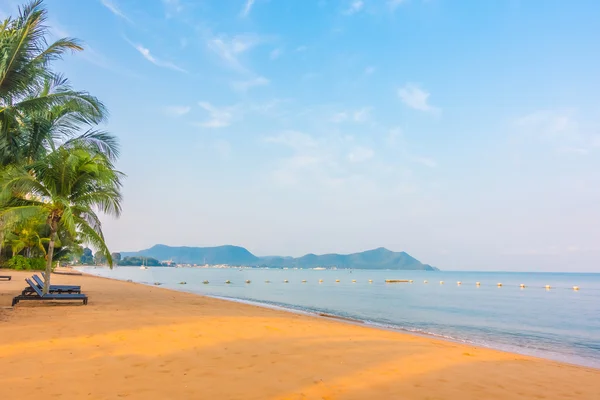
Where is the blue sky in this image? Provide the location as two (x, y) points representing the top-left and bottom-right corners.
(3, 0), (600, 271)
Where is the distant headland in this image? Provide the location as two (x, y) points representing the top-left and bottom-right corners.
(122, 245), (439, 271)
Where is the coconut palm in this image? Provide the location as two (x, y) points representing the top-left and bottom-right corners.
(0, 0), (108, 165)
(0, 146), (123, 293)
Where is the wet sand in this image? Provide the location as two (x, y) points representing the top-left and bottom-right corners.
(1, 269), (598, 399)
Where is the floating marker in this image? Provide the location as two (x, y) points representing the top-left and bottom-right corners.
(497, 283), (502, 287)
(319, 279), (323, 283)
(246, 280), (251, 284)
(368, 280), (373, 283)
(519, 284), (526, 288)
(302, 280), (307, 283)
(424, 280), (428, 284)
(225, 280), (231, 284)
(265, 280), (270, 283)
(440, 281), (444, 284)
(203, 280), (209, 284)
(457, 281), (462, 285)
(335, 279), (340, 283)
(352, 279), (357, 283)
(409, 280), (414, 283)
(573, 286), (580, 291)
(476, 282), (481, 286)
(284, 280), (289, 283)
(545, 285), (551, 289)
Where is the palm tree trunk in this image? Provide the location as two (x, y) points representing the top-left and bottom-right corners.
(43, 223), (58, 295)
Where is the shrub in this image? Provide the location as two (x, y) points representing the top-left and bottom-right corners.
(6, 256), (47, 271)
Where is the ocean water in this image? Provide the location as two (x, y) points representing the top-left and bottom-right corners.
(80, 267), (600, 369)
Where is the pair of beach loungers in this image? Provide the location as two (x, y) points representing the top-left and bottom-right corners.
(12, 273), (88, 306)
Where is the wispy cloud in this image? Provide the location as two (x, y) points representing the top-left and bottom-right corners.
(388, 0), (408, 10)
(196, 102), (234, 128)
(331, 107), (372, 123)
(398, 83), (439, 113)
(133, 43), (186, 73)
(163, 105), (191, 117)
(344, 1), (364, 15)
(347, 146), (374, 163)
(231, 76), (270, 92)
(413, 156), (437, 168)
(207, 34), (262, 72)
(270, 48), (283, 60)
(241, 0), (256, 17)
(162, 0), (183, 17)
(100, 0), (132, 23)
(364, 66), (376, 75)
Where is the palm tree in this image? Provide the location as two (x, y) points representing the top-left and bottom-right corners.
(0, 146), (123, 293)
(0, 0), (106, 165)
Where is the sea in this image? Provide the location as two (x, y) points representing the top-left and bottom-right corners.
(79, 267), (600, 369)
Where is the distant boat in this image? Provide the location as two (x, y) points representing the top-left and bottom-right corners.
(139, 258), (149, 270)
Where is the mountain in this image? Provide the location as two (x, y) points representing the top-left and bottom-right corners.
(122, 244), (259, 265)
(123, 245), (439, 271)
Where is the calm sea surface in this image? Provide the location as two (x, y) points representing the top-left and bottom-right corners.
(80, 267), (600, 369)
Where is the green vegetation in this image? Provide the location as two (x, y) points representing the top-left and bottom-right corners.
(118, 256), (165, 267)
(0, 1), (124, 293)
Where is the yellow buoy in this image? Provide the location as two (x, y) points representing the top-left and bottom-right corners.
(545, 285), (551, 289)
(409, 280), (414, 283)
(457, 281), (462, 285)
(476, 282), (481, 286)
(302, 280), (307, 283)
(352, 279), (357, 283)
(319, 279), (323, 283)
(497, 283), (502, 287)
(225, 280), (231, 284)
(573, 286), (580, 291)
(424, 280), (428, 283)
(368, 279), (373, 283)
(440, 281), (444, 284)
(335, 279), (340, 283)
(520, 284), (526, 288)
(202, 280), (208, 284)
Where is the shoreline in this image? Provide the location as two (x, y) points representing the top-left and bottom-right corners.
(1, 269), (599, 399)
(80, 269), (599, 370)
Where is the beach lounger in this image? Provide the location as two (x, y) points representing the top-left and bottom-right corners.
(12, 278), (88, 306)
(21, 275), (81, 295)
(0, 275), (11, 280)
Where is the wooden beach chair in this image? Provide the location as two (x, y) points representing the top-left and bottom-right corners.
(21, 275), (81, 295)
(12, 278), (88, 306)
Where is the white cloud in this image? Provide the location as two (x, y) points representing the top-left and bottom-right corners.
(163, 106), (191, 117)
(388, 0), (408, 10)
(331, 112), (349, 123)
(515, 110), (574, 138)
(398, 83), (439, 113)
(241, 0), (256, 17)
(231, 76), (270, 92)
(347, 146), (374, 163)
(100, 0), (131, 23)
(197, 102), (234, 128)
(133, 44), (186, 72)
(270, 48), (283, 60)
(344, 0), (364, 15)
(413, 156), (437, 168)
(264, 131), (318, 150)
(330, 108), (371, 123)
(364, 66), (376, 75)
(207, 34), (262, 71)
(353, 107), (371, 122)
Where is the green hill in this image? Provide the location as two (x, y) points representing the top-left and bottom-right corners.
(123, 245), (439, 270)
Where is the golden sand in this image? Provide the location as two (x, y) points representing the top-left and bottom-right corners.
(1, 269), (598, 399)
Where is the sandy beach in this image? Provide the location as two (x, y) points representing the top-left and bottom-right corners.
(0, 269), (598, 400)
